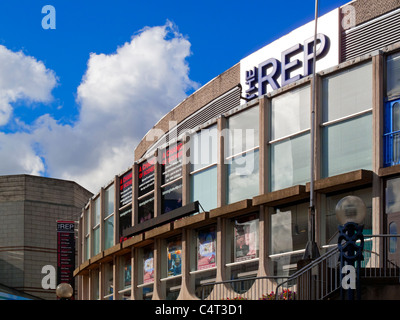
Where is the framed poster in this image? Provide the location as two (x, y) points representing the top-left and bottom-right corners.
(143, 247), (154, 284)
(233, 214), (259, 262)
(197, 226), (216, 270)
(167, 238), (182, 277)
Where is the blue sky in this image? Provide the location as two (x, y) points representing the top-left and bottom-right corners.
(0, 0), (350, 192)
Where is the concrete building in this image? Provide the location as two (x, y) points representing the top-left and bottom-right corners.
(0, 174), (92, 300)
(74, 0), (400, 300)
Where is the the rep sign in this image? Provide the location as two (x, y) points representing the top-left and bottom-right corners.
(57, 221), (75, 292)
(240, 8), (339, 100)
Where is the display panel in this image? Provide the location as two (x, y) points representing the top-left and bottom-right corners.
(197, 226), (216, 270)
(167, 238), (182, 277)
(119, 170), (132, 207)
(138, 157), (155, 197)
(233, 214), (259, 262)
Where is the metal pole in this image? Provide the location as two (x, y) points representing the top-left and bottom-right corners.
(304, 0), (320, 261)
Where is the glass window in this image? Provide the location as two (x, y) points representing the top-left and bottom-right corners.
(103, 261), (113, 300)
(322, 113), (372, 177)
(104, 214), (114, 250)
(191, 225), (217, 299)
(104, 184), (115, 216)
(271, 86), (310, 140)
(226, 107), (260, 203)
(161, 236), (182, 300)
(104, 185), (115, 250)
(270, 203), (309, 277)
(322, 62), (372, 122)
(270, 133), (310, 191)
(389, 222), (398, 253)
(92, 226), (100, 256)
(119, 206), (132, 242)
(118, 254), (131, 300)
(190, 166), (217, 211)
(138, 194), (154, 223)
(386, 51), (400, 98)
(227, 149), (259, 204)
(226, 213), (259, 293)
(190, 125), (218, 211)
(321, 188), (372, 247)
(84, 209), (90, 260)
(233, 214), (259, 262)
(386, 177), (400, 214)
(91, 268), (100, 300)
(137, 157), (155, 223)
(93, 196), (100, 226)
(269, 86), (310, 192)
(321, 63), (372, 178)
(138, 245), (154, 300)
(161, 142), (183, 214)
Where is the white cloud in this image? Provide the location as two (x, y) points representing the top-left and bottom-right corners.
(0, 45), (57, 126)
(0, 21), (198, 193)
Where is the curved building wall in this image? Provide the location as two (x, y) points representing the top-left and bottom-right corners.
(75, 0), (400, 300)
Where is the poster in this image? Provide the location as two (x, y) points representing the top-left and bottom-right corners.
(56, 221), (75, 291)
(143, 247), (154, 284)
(167, 239), (182, 277)
(197, 227), (216, 270)
(234, 215), (259, 262)
(138, 157), (155, 197)
(161, 142), (183, 185)
(119, 170), (132, 207)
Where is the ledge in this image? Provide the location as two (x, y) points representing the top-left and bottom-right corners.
(209, 199), (252, 219)
(252, 185), (308, 207)
(122, 234), (144, 249)
(89, 252), (104, 265)
(306, 170), (373, 193)
(104, 243), (121, 258)
(378, 165), (400, 177)
(173, 211), (210, 229)
(144, 222), (172, 239)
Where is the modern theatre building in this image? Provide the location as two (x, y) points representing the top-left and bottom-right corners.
(74, 0), (400, 300)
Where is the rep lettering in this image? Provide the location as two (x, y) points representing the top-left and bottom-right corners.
(246, 33), (329, 99)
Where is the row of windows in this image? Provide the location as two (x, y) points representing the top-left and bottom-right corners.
(80, 50), (400, 271)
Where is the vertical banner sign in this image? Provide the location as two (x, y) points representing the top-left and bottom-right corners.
(57, 221), (75, 292)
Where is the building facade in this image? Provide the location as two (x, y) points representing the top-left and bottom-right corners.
(0, 174), (92, 300)
(74, 0), (400, 300)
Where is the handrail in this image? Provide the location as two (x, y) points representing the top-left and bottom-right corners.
(199, 234), (400, 300)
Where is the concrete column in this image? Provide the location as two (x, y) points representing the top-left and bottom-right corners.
(372, 52), (384, 235)
(218, 116), (227, 207)
(259, 96), (270, 195)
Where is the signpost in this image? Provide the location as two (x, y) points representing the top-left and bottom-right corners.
(56, 220), (75, 298)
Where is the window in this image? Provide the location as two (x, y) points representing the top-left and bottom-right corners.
(190, 225), (217, 299)
(385, 177), (400, 214)
(225, 213), (259, 293)
(118, 254), (131, 300)
(92, 197), (100, 256)
(321, 188), (372, 247)
(119, 170), (132, 241)
(138, 157), (155, 223)
(269, 203), (308, 276)
(84, 209), (90, 261)
(161, 142), (183, 214)
(269, 86), (310, 191)
(104, 184), (115, 250)
(190, 125), (218, 211)
(386, 51), (400, 98)
(321, 62), (372, 177)
(384, 52), (400, 166)
(137, 245), (154, 300)
(103, 261), (113, 300)
(226, 106), (260, 203)
(161, 236), (182, 300)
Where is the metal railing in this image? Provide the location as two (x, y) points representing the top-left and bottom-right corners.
(199, 234), (400, 300)
(274, 234), (400, 300)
